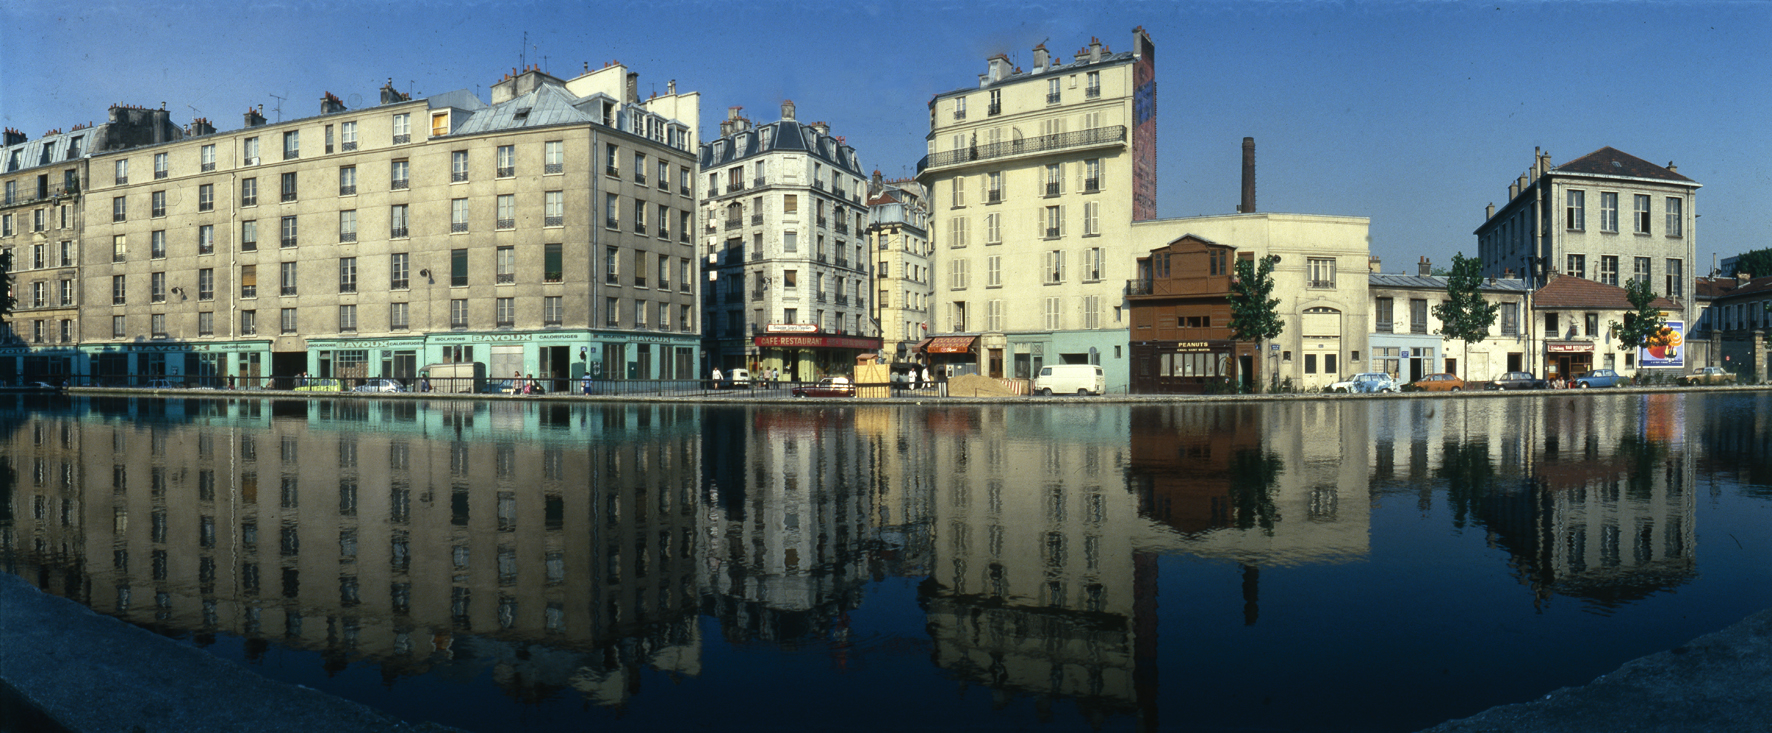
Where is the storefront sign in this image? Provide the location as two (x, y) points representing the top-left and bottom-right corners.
(924, 336), (978, 354)
(755, 335), (881, 350)
(1545, 342), (1594, 353)
(766, 324), (819, 333)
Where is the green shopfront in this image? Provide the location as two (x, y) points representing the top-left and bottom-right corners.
(79, 340), (271, 387)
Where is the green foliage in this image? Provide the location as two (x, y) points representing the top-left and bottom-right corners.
(1725, 248), (1772, 279)
(1227, 449), (1283, 534)
(1616, 278), (1666, 352)
(1228, 255), (1284, 344)
(1431, 253), (1499, 382)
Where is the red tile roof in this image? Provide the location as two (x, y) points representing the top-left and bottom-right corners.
(1534, 274), (1677, 310)
(1555, 146), (1694, 183)
(1714, 275), (1772, 303)
(1696, 276), (1740, 300)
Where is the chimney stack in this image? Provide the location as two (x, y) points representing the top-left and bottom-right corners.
(379, 79), (408, 105)
(1486, 202), (1495, 219)
(986, 54), (1011, 84)
(1419, 256), (1432, 277)
(1089, 37), (1103, 63)
(321, 91), (346, 115)
(1032, 43), (1050, 70)
(625, 72), (639, 104)
(1239, 137), (1256, 214)
(189, 118), (215, 136)
(2, 128), (25, 146)
(781, 99), (795, 121)
(1668, 161), (1678, 174)
(667, 79), (676, 96)
(1368, 256), (1382, 273)
(244, 106), (266, 128)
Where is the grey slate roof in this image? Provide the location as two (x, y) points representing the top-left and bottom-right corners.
(699, 119), (862, 176)
(1369, 273), (1530, 293)
(451, 84), (589, 136)
(930, 50), (1137, 101)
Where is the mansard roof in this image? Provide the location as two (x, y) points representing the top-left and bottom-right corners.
(1534, 273), (1677, 310)
(1554, 147), (1695, 184)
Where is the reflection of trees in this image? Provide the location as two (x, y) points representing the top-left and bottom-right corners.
(1617, 435), (1665, 504)
(1438, 440), (1495, 530)
(1227, 450), (1282, 534)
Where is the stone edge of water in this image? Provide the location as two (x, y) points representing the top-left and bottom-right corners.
(1418, 605), (1772, 733)
(0, 572), (466, 733)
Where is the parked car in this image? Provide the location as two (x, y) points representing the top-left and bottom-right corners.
(721, 368), (752, 389)
(146, 378), (183, 389)
(1329, 372), (1399, 394)
(1034, 364), (1106, 396)
(1680, 366), (1737, 386)
(354, 378), (407, 393)
(294, 378), (341, 392)
(1570, 369), (1626, 388)
(1487, 371), (1547, 390)
(480, 380), (515, 394)
(1407, 373), (1466, 392)
(792, 377), (855, 398)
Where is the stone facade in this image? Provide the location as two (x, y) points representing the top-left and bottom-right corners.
(1366, 272), (1530, 383)
(865, 175), (932, 363)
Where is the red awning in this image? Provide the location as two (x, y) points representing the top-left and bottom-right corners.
(925, 336), (979, 354)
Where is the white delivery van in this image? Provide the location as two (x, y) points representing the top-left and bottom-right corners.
(1034, 364), (1106, 396)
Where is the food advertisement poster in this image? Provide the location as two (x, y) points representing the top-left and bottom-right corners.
(1639, 320), (1684, 368)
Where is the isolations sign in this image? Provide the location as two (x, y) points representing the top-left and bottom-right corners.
(765, 324), (819, 333)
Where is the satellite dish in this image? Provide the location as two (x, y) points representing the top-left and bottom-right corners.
(347, 93), (362, 108)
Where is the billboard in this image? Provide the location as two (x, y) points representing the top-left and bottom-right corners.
(1132, 32), (1158, 221)
(1638, 320), (1684, 368)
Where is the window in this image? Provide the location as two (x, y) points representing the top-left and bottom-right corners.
(658, 204), (671, 239)
(338, 257), (357, 293)
(543, 296), (562, 325)
(1567, 254), (1586, 279)
(987, 255), (1002, 287)
(112, 274), (127, 304)
(280, 308), (297, 334)
(604, 297), (619, 326)
(392, 113), (411, 143)
(151, 190), (166, 217)
(198, 184), (214, 211)
(634, 152), (647, 185)
(1086, 71), (1101, 98)
(341, 121), (357, 151)
(59, 240), (72, 267)
(659, 160), (671, 191)
(282, 131), (300, 160)
(239, 177), (258, 206)
(151, 272), (166, 303)
(1565, 189), (1585, 230)
(431, 112), (450, 137)
(197, 269), (214, 301)
(605, 247), (620, 284)
(239, 310), (256, 335)
(451, 198), (469, 233)
(680, 210), (692, 243)
(1044, 163), (1062, 196)
(496, 194), (515, 230)
(1600, 255), (1619, 286)
(1045, 250), (1065, 284)
(151, 314), (166, 338)
(279, 172), (298, 202)
(1544, 311), (1560, 335)
(112, 196), (126, 222)
(949, 258), (970, 290)
(952, 176), (966, 207)
(154, 152), (168, 178)
(1308, 257), (1336, 288)
(783, 269), (798, 289)
(390, 204), (409, 238)
(240, 266), (256, 298)
(633, 199), (646, 235)
(545, 243), (563, 283)
(1666, 259), (1684, 298)
(495, 298), (515, 326)
(1083, 202), (1099, 236)
(1666, 197), (1683, 237)
(954, 96), (967, 120)
(784, 194), (798, 215)
(545, 191), (563, 227)
(450, 299), (468, 328)
(948, 217), (968, 248)
(112, 234), (127, 262)
(151, 230), (166, 259)
(280, 262), (298, 295)
(496, 145), (514, 178)
(114, 159), (129, 185)
(495, 246), (515, 283)
(389, 302), (409, 330)
(1043, 205), (1062, 238)
(1633, 257), (1651, 287)
(658, 254), (671, 290)
(1599, 192), (1618, 232)
(544, 141), (563, 174)
(338, 304), (357, 332)
(1083, 159), (1101, 192)
(605, 193), (620, 229)
(1633, 194), (1652, 234)
(451, 249), (468, 286)
(197, 224), (214, 254)
(1410, 298), (1429, 334)
(111, 315), (126, 338)
(60, 278), (75, 306)
(1047, 77), (1061, 104)
(390, 253), (409, 289)
(1044, 297), (1061, 329)
(1375, 297), (1394, 332)
(390, 159), (410, 190)
(1585, 312), (1600, 337)
(1083, 247), (1102, 282)
(280, 216), (298, 248)
(634, 298), (647, 327)
(605, 144), (620, 176)
(451, 150), (468, 182)
(338, 165), (357, 196)
(1500, 302), (1519, 335)
(984, 212), (1002, 245)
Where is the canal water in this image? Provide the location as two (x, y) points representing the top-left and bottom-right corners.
(2, 393), (1770, 732)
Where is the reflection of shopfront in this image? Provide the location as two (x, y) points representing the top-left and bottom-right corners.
(1131, 340), (1257, 394)
(1545, 341), (1594, 380)
(754, 333), (882, 381)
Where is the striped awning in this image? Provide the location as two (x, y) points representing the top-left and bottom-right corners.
(924, 336), (979, 354)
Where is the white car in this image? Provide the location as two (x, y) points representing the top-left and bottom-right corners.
(353, 378), (407, 393)
(1329, 372), (1399, 394)
(147, 378), (183, 389)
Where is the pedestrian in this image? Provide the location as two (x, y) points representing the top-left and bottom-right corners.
(921, 365), (931, 387)
(582, 372), (593, 395)
(712, 367), (723, 390)
(419, 377), (431, 393)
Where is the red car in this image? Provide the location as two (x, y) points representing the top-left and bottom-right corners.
(792, 378), (854, 398)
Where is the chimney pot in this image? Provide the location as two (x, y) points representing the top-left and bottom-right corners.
(1240, 137), (1256, 215)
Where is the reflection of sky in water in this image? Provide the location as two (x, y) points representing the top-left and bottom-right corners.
(1, 393), (1770, 732)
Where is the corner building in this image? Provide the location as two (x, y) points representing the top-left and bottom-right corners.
(79, 63), (701, 386)
(917, 30), (1158, 391)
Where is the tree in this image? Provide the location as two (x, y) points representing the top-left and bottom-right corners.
(1615, 277), (1666, 354)
(1431, 252), (1499, 382)
(1228, 255), (1283, 390)
(1725, 247), (1772, 279)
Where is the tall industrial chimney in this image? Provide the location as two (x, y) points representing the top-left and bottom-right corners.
(1240, 137), (1256, 214)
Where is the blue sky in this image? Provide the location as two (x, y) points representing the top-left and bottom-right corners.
(5, 0), (1767, 275)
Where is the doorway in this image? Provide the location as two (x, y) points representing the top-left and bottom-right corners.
(988, 348), (1003, 379)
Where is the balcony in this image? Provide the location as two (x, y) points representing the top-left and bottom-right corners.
(339, 184), (356, 196)
(545, 162), (562, 174)
(751, 214), (763, 226)
(451, 171), (468, 183)
(835, 258), (849, 269)
(987, 103), (1001, 116)
(1085, 86), (1101, 99)
(634, 276), (647, 288)
(451, 222), (469, 233)
(393, 133), (411, 144)
(835, 294), (849, 306)
(201, 162), (215, 172)
(752, 290), (765, 302)
(497, 218), (515, 230)
(498, 166), (515, 178)
(726, 182), (744, 194)
(725, 218), (742, 231)
(281, 286), (298, 296)
(816, 216), (828, 229)
(635, 173), (647, 185)
(987, 190), (1002, 204)
(607, 218), (620, 230)
(343, 141), (358, 152)
(339, 231), (357, 243)
(156, 169), (169, 179)
(917, 125), (1127, 174)
(390, 227), (408, 239)
(1083, 178), (1100, 193)
(1046, 92), (1061, 105)
(835, 221), (848, 235)
(391, 178), (409, 191)
(1044, 182), (1060, 197)
(606, 165), (620, 177)
(1376, 322), (1393, 334)
(281, 236), (298, 248)
(634, 223), (646, 235)
(545, 215), (563, 227)
(812, 179), (826, 192)
(281, 192), (296, 203)
(753, 177), (766, 188)
(954, 109), (967, 120)
(240, 287), (256, 299)
(816, 293), (828, 304)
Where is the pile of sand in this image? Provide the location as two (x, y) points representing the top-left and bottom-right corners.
(945, 374), (1021, 397)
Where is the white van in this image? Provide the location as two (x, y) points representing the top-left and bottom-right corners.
(1034, 364), (1106, 396)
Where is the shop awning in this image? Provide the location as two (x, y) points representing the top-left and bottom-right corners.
(924, 336), (979, 354)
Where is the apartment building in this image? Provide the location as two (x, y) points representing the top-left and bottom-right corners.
(78, 62), (701, 385)
(0, 108), (183, 379)
(916, 30), (1158, 390)
(698, 102), (877, 380)
(1367, 265), (1531, 383)
(1476, 147), (1699, 339)
(864, 174), (932, 364)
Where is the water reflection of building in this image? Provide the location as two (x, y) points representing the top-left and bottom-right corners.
(856, 406), (935, 579)
(1131, 402), (1372, 567)
(700, 407), (876, 644)
(920, 406), (1156, 728)
(0, 399), (706, 708)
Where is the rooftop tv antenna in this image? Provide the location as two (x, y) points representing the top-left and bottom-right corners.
(268, 92), (287, 122)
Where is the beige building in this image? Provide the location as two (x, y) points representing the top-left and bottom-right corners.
(1131, 213), (1373, 391)
(865, 175), (932, 363)
(1476, 147), (1699, 343)
(916, 31), (1159, 390)
(698, 103), (876, 380)
(78, 62), (701, 386)
(1366, 269), (1531, 382)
